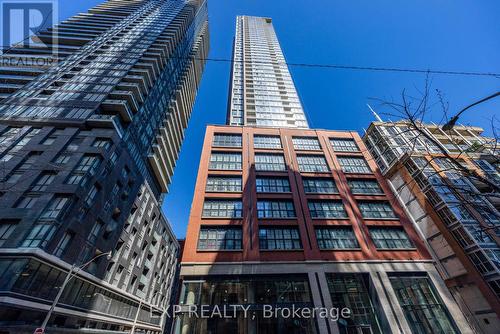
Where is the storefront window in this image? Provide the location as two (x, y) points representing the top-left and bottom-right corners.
(389, 275), (458, 334)
(326, 274), (382, 334)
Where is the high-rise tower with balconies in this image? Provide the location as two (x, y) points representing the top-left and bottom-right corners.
(0, 0), (209, 333)
(227, 16), (308, 128)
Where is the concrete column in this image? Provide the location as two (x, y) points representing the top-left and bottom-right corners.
(370, 270), (412, 333)
(308, 270), (339, 334)
(426, 265), (474, 334)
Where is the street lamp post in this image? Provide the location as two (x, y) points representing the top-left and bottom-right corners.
(442, 91), (500, 131)
(38, 251), (112, 332)
(130, 291), (167, 334)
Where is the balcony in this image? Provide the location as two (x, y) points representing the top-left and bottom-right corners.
(101, 99), (133, 123)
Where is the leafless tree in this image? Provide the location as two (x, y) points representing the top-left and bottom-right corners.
(368, 77), (500, 235)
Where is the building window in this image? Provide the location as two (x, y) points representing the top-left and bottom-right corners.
(209, 152), (242, 170)
(21, 223), (56, 248)
(84, 185), (99, 207)
(54, 153), (71, 164)
(39, 196), (70, 220)
(308, 200), (347, 219)
(42, 136), (56, 145)
(327, 274), (382, 333)
(256, 177), (290, 193)
(197, 227), (242, 250)
(358, 201), (396, 219)
(17, 153), (40, 171)
(297, 155), (329, 172)
(292, 137), (321, 150)
(180, 276), (312, 306)
(202, 200), (242, 218)
(54, 231), (73, 257)
(66, 155), (101, 185)
(369, 227), (413, 249)
(257, 200), (295, 218)
(468, 251), (495, 274)
(213, 134), (242, 147)
(390, 275), (458, 334)
(348, 179), (383, 194)
(7, 172), (23, 183)
(303, 178), (337, 193)
(206, 176), (242, 192)
(254, 135), (282, 149)
(0, 220), (17, 247)
(330, 138), (359, 152)
(88, 221), (103, 244)
(15, 195), (39, 209)
(255, 153), (286, 171)
(338, 157), (371, 174)
(92, 138), (112, 149)
(463, 224), (494, 245)
(259, 227), (301, 250)
(31, 172), (56, 192)
(489, 280), (500, 299)
(316, 227), (359, 249)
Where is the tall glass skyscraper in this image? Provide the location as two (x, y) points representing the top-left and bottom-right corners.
(0, 0), (209, 333)
(227, 16), (308, 128)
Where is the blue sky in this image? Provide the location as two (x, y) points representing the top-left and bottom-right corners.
(63, 1), (499, 238)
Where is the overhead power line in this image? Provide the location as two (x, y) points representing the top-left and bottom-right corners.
(192, 56), (500, 78)
(2, 47), (498, 78)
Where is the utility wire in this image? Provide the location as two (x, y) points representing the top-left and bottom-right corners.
(191, 56), (500, 78)
(1, 48), (499, 78)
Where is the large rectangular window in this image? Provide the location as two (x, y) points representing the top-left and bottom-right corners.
(358, 201), (396, 219)
(202, 200), (242, 218)
(259, 227), (301, 250)
(54, 231), (73, 257)
(66, 155), (101, 185)
(21, 223), (56, 248)
(348, 179), (383, 194)
(92, 138), (112, 149)
(180, 276), (311, 305)
(39, 196), (70, 220)
(209, 153), (242, 170)
(369, 227), (413, 249)
(326, 274), (382, 334)
(0, 221), (17, 247)
(206, 176), (242, 192)
(256, 177), (290, 193)
(338, 157), (371, 173)
(468, 251), (495, 275)
(254, 135), (282, 149)
(316, 227), (359, 249)
(292, 137), (321, 150)
(213, 134), (242, 147)
(297, 155), (329, 172)
(308, 200), (347, 218)
(257, 200), (295, 218)
(31, 173), (56, 192)
(255, 154), (286, 171)
(303, 178), (338, 193)
(390, 275), (458, 334)
(88, 221), (103, 244)
(197, 227), (242, 250)
(330, 138), (359, 152)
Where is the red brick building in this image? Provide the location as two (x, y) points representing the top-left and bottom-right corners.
(175, 125), (472, 334)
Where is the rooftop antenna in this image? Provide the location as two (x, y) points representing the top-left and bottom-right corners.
(367, 104), (383, 122)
